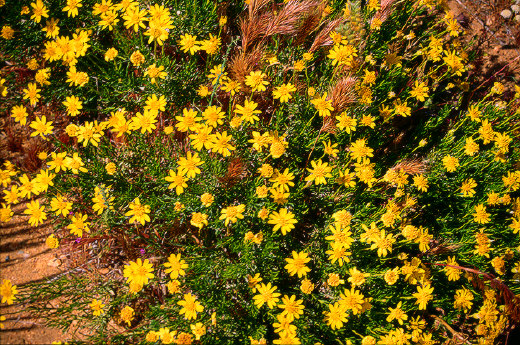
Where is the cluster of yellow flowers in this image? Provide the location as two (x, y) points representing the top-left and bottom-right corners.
(1, 0), (520, 343)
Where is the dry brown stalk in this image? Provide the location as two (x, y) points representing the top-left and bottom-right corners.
(229, 46), (264, 85)
(309, 17), (345, 53)
(218, 157), (248, 187)
(432, 263), (520, 323)
(392, 159), (428, 175)
(264, 0), (320, 37)
(328, 77), (357, 114)
(247, 0), (272, 18)
(240, 12), (272, 52)
(372, 0), (397, 24)
(431, 315), (471, 345)
(294, 1), (327, 45)
(320, 116), (337, 134)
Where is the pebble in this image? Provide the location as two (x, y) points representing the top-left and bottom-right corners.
(500, 9), (512, 19)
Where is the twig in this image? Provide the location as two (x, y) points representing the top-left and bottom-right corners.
(430, 314), (471, 344)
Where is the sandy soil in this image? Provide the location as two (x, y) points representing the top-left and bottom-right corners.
(0, 202), (66, 344)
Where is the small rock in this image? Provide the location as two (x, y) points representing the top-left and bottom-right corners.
(512, 5), (520, 13)
(48, 258), (61, 267)
(98, 268), (109, 275)
(516, 15), (520, 22)
(501, 9), (513, 19)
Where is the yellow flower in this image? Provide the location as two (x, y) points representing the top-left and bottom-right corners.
(339, 287), (364, 314)
(190, 322), (206, 340)
(165, 169), (188, 195)
(11, 105), (28, 125)
(235, 100), (261, 124)
(65, 152), (88, 174)
(164, 253), (188, 279)
(123, 258), (154, 286)
(23, 82), (41, 106)
(412, 283), (434, 310)
(219, 204), (245, 226)
(336, 112), (357, 133)
(473, 204), (490, 224)
(197, 85), (210, 97)
(200, 34), (221, 54)
(311, 93), (334, 117)
(460, 178), (477, 197)
(46, 234), (59, 249)
(24, 200), (47, 226)
(0, 204), (13, 223)
(63, 95), (83, 116)
(393, 99), (411, 117)
(144, 63), (167, 84)
(130, 50), (145, 66)
(98, 10), (119, 31)
(349, 139), (373, 162)
(327, 272), (344, 286)
(305, 159), (333, 185)
(119, 306), (134, 326)
(453, 287), (473, 312)
(253, 282), (280, 309)
(0, 279), (18, 305)
(145, 94), (167, 114)
(386, 302), (408, 325)
(444, 256), (461, 281)
(277, 295), (304, 322)
(166, 279), (181, 294)
(370, 230), (395, 257)
(442, 155), (459, 173)
(178, 293), (204, 320)
(293, 59), (305, 71)
(177, 151), (204, 178)
(1, 25), (14, 40)
(245, 70), (269, 92)
(63, 0), (82, 17)
(105, 162), (116, 175)
(179, 34), (200, 55)
(104, 47), (118, 61)
(284, 251), (311, 277)
(190, 212), (208, 229)
(384, 267), (400, 285)
(268, 208), (297, 235)
(30, 0), (49, 23)
(273, 83), (296, 103)
(410, 81), (429, 101)
(327, 44), (358, 66)
(67, 212), (90, 237)
(90, 299), (105, 316)
(41, 18), (60, 38)
(123, 6), (147, 32)
(300, 279), (314, 294)
(125, 198), (151, 225)
(347, 267), (370, 287)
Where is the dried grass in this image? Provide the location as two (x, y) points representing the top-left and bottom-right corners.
(309, 17), (345, 53)
(392, 159), (428, 175)
(229, 46), (264, 85)
(328, 77), (357, 114)
(265, 0), (320, 37)
(372, 0), (397, 24)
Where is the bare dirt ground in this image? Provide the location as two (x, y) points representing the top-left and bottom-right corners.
(447, 0), (520, 89)
(0, 203), (66, 344)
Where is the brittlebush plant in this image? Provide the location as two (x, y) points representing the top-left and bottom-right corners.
(1, 0), (520, 344)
